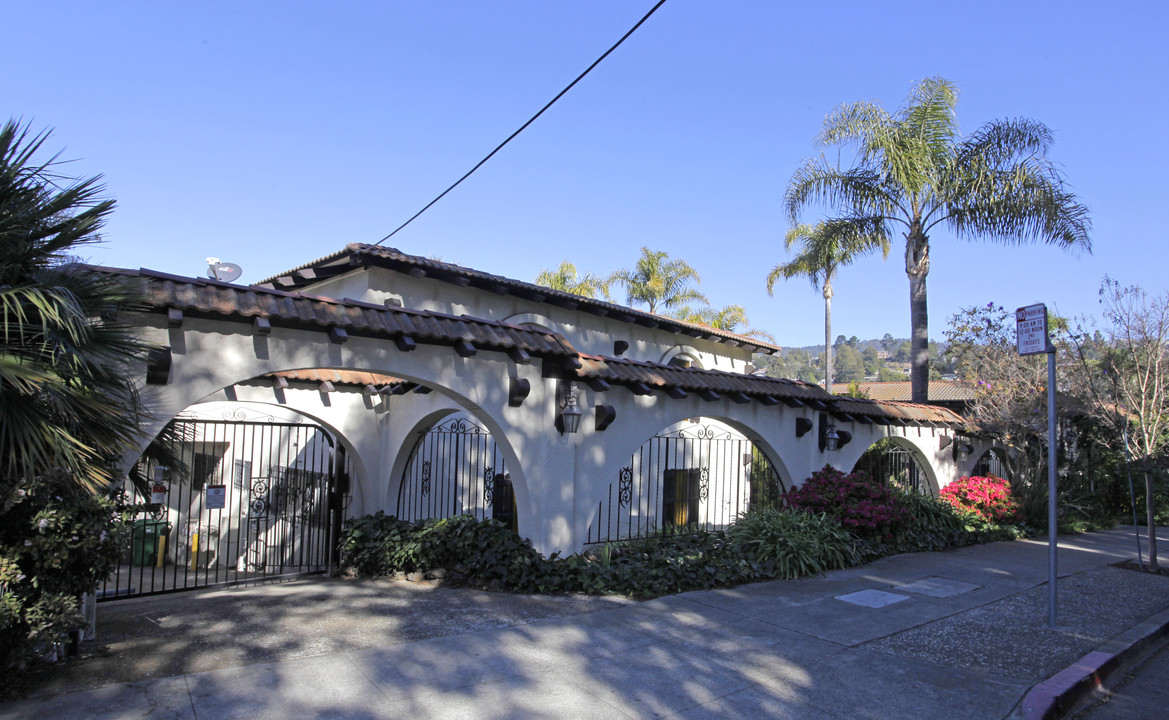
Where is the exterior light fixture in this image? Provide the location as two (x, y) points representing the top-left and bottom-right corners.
(818, 414), (851, 452)
(557, 381), (582, 435)
(953, 437), (973, 462)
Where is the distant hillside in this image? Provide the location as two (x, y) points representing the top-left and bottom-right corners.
(759, 336), (953, 385)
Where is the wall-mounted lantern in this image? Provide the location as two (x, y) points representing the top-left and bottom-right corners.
(557, 381), (582, 435)
(819, 414), (851, 452)
(952, 435), (973, 462)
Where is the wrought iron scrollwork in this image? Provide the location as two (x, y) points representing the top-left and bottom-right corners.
(484, 467), (495, 506)
(434, 416), (484, 435)
(699, 467), (709, 500)
(655, 424), (738, 442)
(421, 461), (431, 496)
(250, 479), (269, 516)
(221, 408), (277, 422)
(618, 467), (633, 508)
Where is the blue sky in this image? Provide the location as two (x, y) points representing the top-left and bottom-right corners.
(5, 1), (1165, 347)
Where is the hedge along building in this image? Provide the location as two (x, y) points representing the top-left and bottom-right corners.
(101, 243), (989, 566)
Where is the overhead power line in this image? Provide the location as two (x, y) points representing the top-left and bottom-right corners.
(374, 0), (669, 246)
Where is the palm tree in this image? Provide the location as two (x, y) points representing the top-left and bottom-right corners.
(534, 261), (611, 299)
(0, 119), (151, 491)
(767, 221), (889, 391)
(786, 77), (1091, 402)
(673, 304), (776, 343)
(610, 247), (708, 315)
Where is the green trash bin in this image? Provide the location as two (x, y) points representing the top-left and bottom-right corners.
(131, 519), (171, 567)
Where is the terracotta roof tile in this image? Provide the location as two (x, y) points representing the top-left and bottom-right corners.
(266, 369), (401, 387)
(255, 243), (782, 354)
(96, 266), (580, 360)
(95, 266), (967, 428)
(829, 395), (968, 426)
(830, 380), (976, 402)
(576, 355), (835, 404)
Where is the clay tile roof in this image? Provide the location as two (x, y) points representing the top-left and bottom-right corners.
(255, 243), (782, 355)
(575, 355), (833, 403)
(829, 380), (976, 403)
(829, 395), (968, 426)
(266, 369), (401, 387)
(95, 266), (580, 360)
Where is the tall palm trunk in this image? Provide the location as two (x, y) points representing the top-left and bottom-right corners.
(906, 227), (930, 403)
(823, 280), (834, 391)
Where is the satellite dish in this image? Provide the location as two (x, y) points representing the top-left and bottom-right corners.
(205, 257), (243, 283)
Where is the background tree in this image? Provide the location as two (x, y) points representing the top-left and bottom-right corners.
(767, 220), (888, 391)
(672, 303), (776, 343)
(944, 303), (1068, 486)
(533, 261), (610, 300)
(1069, 278), (1169, 569)
(787, 76), (1091, 403)
(610, 247), (707, 315)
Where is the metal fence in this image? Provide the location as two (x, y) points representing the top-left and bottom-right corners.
(972, 448), (1009, 478)
(853, 443), (933, 496)
(396, 415), (516, 530)
(586, 423), (784, 544)
(101, 415), (344, 600)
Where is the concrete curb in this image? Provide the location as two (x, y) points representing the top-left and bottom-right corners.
(1017, 604), (1169, 720)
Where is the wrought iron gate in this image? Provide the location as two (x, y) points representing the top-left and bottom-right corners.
(586, 423), (783, 544)
(972, 448), (1009, 478)
(397, 415), (515, 530)
(101, 415), (345, 600)
(853, 441), (933, 496)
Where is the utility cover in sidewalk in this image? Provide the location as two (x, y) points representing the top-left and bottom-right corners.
(897, 577), (981, 598)
(835, 589), (909, 608)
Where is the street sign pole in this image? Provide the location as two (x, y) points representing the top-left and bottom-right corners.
(1046, 344), (1058, 629)
(1017, 304), (1058, 629)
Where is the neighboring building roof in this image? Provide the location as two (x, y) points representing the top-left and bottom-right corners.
(254, 243), (782, 355)
(829, 380), (977, 403)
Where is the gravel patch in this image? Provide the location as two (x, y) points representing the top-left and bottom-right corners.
(863, 566), (1169, 682)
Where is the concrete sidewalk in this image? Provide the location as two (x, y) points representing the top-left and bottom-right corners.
(3, 528), (1168, 719)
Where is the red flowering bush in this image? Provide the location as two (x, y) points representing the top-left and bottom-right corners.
(939, 476), (1019, 525)
(784, 466), (912, 539)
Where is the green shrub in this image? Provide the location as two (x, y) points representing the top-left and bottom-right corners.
(600, 528), (763, 597)
(340, 514), (769, 599)
(339, 512), (418, 576)
(0, 471), (131, 679)
(884, 489), (968, 553)
(727, 507), (860, 579)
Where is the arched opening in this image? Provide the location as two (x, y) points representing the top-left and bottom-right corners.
(103, 401), (352, 599)
(972, 447), (1010, 480)
(396, 411), (517, 532)
(852, 437), (937, 496)
(585, 417), (784, 544)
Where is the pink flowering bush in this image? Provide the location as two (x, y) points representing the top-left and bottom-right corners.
(938, 476), (1019, 525)
(784, 466), (913, 540)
